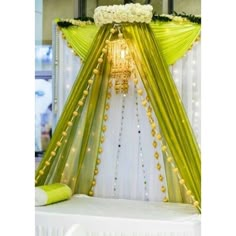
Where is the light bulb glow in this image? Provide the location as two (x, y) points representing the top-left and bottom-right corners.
(120, 49), (125, 59)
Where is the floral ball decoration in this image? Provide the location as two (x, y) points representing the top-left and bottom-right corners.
(94, 3), (153, 26)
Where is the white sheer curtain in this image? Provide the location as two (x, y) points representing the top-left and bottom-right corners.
(52, 27), (82, 129)
(170, 41), (201, 145)
(94, 78), (167, 202)
(53, 30), (201, 201)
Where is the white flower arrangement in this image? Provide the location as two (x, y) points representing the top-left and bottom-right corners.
(94, 3), (153, 26)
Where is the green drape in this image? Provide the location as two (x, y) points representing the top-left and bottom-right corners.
(57, 21), (200, 64)
(150, 21), (201, 65)
(36, 26), (111, 194)
(36, 22), (201, 209)
(123, 23), (201, 206)
(60, 24), (99, 61)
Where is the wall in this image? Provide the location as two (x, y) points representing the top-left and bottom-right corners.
(43, 0), (77, 44)
(86, 0), (163, 16)
(86, 0), (201, 20)
(86, 0), (97, 17)
(174, 0), (201, 15)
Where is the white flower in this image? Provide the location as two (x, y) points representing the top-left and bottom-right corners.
(139, 15), (146, 23)
(172, 16), (183, 22)
(94, 3), (153, 26)
(127, 14), (135, 23)
(160, 14), (173, 20)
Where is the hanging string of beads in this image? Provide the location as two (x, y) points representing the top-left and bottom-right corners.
(188, 35), (201, 52)
(112, 92), (127, 198)
(161, 141), (200, 210)
(134, 83), (149, 200)
(35, 25), (118, 185)
(134, 79), (200, 210)
(88, 79), (113, 196)
(134, 79), (168, 202)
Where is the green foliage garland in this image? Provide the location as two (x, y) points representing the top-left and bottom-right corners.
(152, 12), (201, 24)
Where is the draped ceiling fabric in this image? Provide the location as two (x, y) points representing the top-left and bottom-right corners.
(36, 20), (201, 211)
(56, 21), (200, 65)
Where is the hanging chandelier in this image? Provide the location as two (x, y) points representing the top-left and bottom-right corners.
(109, 39), (132, 94)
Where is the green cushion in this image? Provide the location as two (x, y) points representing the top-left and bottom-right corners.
(35, 183), (72, 206)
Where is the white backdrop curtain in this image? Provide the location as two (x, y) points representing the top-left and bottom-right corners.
(94, 77), (168, 202)
(52, 28), (201, 201)
(170, 41), (201, 145)
(52, 28), (82, 130)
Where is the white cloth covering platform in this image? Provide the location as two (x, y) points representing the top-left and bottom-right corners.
(35, 194), (201, 236)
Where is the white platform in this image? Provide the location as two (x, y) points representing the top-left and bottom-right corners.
(35, 194), (201, 236)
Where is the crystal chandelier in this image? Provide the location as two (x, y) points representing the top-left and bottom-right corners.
(108, 39), (133, 94)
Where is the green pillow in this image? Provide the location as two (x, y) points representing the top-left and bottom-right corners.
(35, 183), (72, 206)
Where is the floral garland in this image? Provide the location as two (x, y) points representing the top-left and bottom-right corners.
(153, 12), (201, 24)
(94, 3), (153, 26)
(56, 17), (94, 28)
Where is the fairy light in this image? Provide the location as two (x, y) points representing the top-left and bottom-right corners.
(173, 69), (178, 74)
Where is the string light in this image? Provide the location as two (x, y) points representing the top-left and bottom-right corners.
(173, 69), (178, 74)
